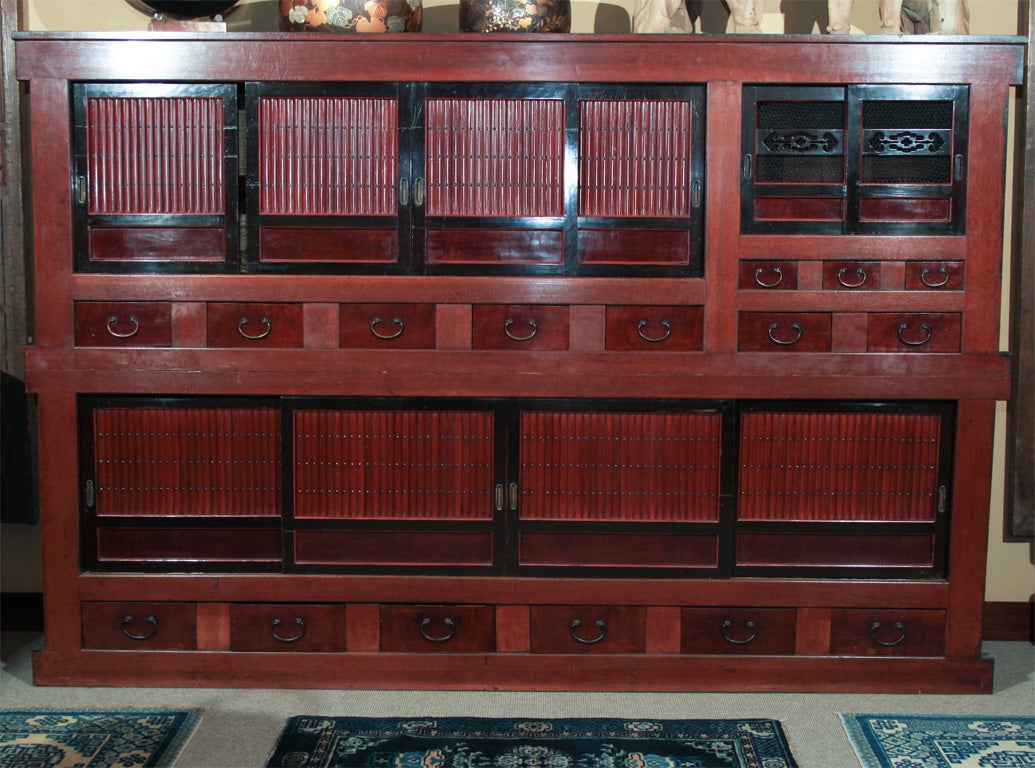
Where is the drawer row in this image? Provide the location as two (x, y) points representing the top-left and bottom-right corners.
(82, 601), (947, 657)
(75, 301), (962, 353)
(739, 260), (963, 292)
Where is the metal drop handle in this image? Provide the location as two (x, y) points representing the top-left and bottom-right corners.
(754, 266), (784, 288)
(920, 267), (950, 288)
(637, 319), (672, 343)
(370, 317), (405, 340)
(767, 322), (803, 346)
(504, 318), (538, 342)
(869, 620), (907, 647)
(720, 619), (758, 645)
(121, 615), (158, 641)
(569, 618), (607, 645)
(897, 322), (932, 347)
(271, 617), (306, 643)
(106, 315), (140, 339)
(238, 316), (272, 340)
(419, 616), (456, 643)
(837, 266), (868, 288)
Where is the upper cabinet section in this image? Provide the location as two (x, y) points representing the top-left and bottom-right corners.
(741, 84), (968, 236)
(73, 83), (240, 273)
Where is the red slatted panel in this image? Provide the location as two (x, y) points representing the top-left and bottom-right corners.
(738, 411), (942, 522)
(425, 98), (565, 217)
(579, 100), (693, 218)
(520, 411), (722, 522)
(86, 97), (224, 215)
(92, 408), (281, 517)
(293, 409), (494, 520)
(258, 96), (398, 216)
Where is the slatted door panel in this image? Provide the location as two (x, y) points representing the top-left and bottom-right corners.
(738, 409), (944, 523)
(91, 405), (282, 518)
(74, 84), (238, 271)
(519, 409), (723, 522)
(293, 408), (496, 521)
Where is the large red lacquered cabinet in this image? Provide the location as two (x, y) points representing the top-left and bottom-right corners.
(16, 32), (1023, 692)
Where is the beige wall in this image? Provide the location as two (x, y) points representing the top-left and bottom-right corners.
(8, 0), (1033, 603)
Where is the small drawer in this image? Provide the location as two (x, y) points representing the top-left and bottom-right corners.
(829, 609), (946, 656)
(822, 261), (881, 291)
(74, 302), (172, 347)
(380, 605), (495, 652)
(738, 313), (832, 352)
(866, 313), (961, 352)
(905, 262), (964, 291)
(738, 261), (798, 290)
(530, 606), (646, 654)
(604, 306), (703, 351)
(81, 602), (197, 650)
(206, 303), (303, 347)
(229, 603), (347, 652)
(472, 305), (569, 350)
(339, 303), (436, 349)
(681, 608), (796, 655)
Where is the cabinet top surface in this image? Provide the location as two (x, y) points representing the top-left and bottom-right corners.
(14, 32), (1025, 85)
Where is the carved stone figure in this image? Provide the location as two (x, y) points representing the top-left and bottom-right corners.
(632, 0), (761, 33)
(826, 0), (968, 34)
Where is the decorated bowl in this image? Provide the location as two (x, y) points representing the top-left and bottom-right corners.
(280, 0), (422, 32)
(460, 0), (570, 32)
(140, 0), (242, 18)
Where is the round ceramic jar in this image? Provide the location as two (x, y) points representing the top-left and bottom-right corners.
(280, 0), (422, 33)
(459, 0), (571, 32)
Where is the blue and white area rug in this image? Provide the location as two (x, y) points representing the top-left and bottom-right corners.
(265, 716), (799, 767)
(842, 714), (1035, 768)
(0, 709), (201, 768)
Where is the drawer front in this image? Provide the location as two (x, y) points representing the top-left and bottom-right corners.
(207, 303), (304, 347)
(339, 303), (436, 349)
(530, 606), (646, 654)
(738, 313), (832, 352)
(229, 603), (347, 652)
(829, 609), (946, 656)
(866, 313), (961, 352)
(75, 302), (172, 347)
(822, 261), (881, 291)
(81, 602), (196, 650)
(604, 305), (703, 351)
(471, 305), (569, 350)
(905, 261), (964, 291)
(379, 605), (495, 653)
(681, 608), (797, 655)
(738, 261), (798, 290)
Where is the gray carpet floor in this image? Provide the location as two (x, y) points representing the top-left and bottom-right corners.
(0, 633), (1031, 768)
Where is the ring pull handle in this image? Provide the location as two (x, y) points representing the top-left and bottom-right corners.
(837, 266), (868, 289)
(106, 315), (140, 339)
(370, 316), (405, 340)
(121, 615), (158, 641)
(636, 319), (672, 343)
(419, 616), (456, 643)
(869, 620), (907, 647)
(238, 316), (272, 340)
(897, 322), (932, 347)
(920, 267), (950, 288)
(569, 618), (607, 645)
(753, 266), (784, 288)
(720, 619), (758, 645)
(271, 617), (307, 643)
(767, 321), (803, 346)
(504, 318), (538, 342)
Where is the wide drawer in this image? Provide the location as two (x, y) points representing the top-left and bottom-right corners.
(471, 305), (569, 350)
(829, 609), (946, 656)
(867, 313), (962, 352)
(530, 606), (646, 653)
(74, 302), (173, 347)
(604, 305), (703, 351)
(738, 313), (832, 352)
(206, 303), (304, 347)
(81, 602), (197, 650)
(739, 261), (798, 290)
(339, 303), (436, 348)
(229, 603), (347, 652)
(681, 608), (796, 655)
(380, 605), (495, 653)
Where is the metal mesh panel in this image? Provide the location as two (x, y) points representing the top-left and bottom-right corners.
(757, 101), (844, 129)
(863, 100), (953, 130)
(862, 155), (951, 184)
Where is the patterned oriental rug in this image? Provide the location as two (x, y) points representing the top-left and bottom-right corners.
(842, 714), (1035, 768)
(265, 716), (799, 768)
(0, 709), (201, 768)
